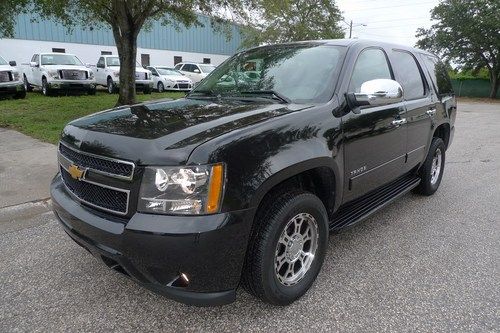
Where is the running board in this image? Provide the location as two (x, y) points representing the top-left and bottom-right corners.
(330, 174), (420, 231)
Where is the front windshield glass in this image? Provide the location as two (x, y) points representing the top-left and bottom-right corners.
(191, 44), (346, 103)
(199, 65), (216, 73)
(0, 56), (7, 65)
(157, 68), (181, 75)
(41, 54), (83, 66)
(106, 57), (120, 66)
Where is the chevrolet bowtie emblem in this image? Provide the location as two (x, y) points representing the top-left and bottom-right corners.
(68, 164), (86, 180)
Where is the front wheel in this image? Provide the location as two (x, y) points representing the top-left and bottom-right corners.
(41, 78), (52, 96)
(107, 78), (117, 94)
(242, 190), (329, 305)
(157, 82), (164, 93)
(23, 75), (33, 92)
(416, 137), (446, 196)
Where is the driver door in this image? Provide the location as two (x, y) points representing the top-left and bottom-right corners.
(342, 48), (407, 202)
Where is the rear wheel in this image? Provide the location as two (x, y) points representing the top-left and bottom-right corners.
(242, 190), (329, 305)
(157, 82), (165, 93)
(416, 137), (446, 196)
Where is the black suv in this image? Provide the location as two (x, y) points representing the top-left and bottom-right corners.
(51, 39), (456, 306)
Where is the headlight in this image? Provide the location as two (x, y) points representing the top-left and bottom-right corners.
(138, 163), (224, 215)
(88, 70), (94, 79)
(113, 71), (120, 77)
(12, 71), (20, 81)
(47, 70), (60, 79)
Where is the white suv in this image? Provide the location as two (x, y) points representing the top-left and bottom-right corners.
(173, 62), (216, 84)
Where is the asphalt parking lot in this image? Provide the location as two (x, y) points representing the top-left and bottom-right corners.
(1, 101), (499, 332)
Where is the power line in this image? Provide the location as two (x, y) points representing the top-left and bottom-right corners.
(346, 1), (437, 12)
(363, 16), (431, 24)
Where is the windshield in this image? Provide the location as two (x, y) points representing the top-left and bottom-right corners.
(106, 57), (120, 66)
(157, 68), (181, 76)
(0, 56), (7, 65)
(41, 54), (83, 66)
(191, 44), (346, 103)
(199, 65), (216, 73)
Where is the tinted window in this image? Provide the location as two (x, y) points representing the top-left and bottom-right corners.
(106, 57), (120, 66)
(174, 64), (182, 70)
(420, 54), (453, 96)
(391, 50), (425, 100)
(32, 54), (39, 63)
(349, 48), (392, 93)
(97, 57), (105, 68)
(182, 64), (197, 72)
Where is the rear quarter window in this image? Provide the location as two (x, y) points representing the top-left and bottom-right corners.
(420, 54), (453, 96)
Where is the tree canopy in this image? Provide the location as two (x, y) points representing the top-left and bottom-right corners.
(242, 0), (344, 48)
(416, 0), (500, 98)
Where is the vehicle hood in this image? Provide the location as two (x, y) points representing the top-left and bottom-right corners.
(41, 65), (90, 71)
(0, 65), (14, 71)
(161, 74), (190, 82)
(62, 98), (312, 165)
(136, 67), (150, 73)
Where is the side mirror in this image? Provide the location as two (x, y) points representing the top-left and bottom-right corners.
(347, 79), (403, 111)
(9, 61), (17, 67)
(193, 69), (200, 73)
(30, 61), (38, 67)
(97, 64), (104, 69)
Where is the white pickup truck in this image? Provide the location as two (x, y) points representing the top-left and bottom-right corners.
(0, 55), (26, 99)
(22, 53), (96, 96)
(95, 55), (153, 94)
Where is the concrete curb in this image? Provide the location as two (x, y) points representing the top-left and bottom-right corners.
(0, 199), (53, 234)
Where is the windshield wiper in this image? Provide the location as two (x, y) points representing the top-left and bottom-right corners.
(186, 89), (221, 100)
(239, 90), (292, 104)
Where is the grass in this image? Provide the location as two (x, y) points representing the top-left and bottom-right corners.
(0, 91), (185, 144)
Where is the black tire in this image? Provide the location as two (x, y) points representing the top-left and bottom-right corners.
(41, 78), (52, 96)
(23, 75), (33, 92)
(13, 89), (26, 99)
(415, 137), (446, 196)
(143, 85), (152, 94)
(242, 190), (329, 305)
(157, 81), (164, 93)
(107, 78), (117, 94)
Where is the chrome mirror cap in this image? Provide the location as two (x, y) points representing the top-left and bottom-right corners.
(353, 79), (404, 107)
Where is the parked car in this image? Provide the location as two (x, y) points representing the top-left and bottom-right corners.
(173, 62), (216, 83)
(0, 55), (26, 99)
(146, 66), (193, 92)
(51, 39), (456, 307)
(95, 55), (153, 94)
(21, 53), (96, 96)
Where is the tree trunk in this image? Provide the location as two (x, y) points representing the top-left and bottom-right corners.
(489, 70), (499, 99)
(113, 29), (138, 106)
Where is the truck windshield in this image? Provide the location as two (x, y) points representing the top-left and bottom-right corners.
(190, 44), (346, 104)
(0, 56), (7, 65)
(41, 54), (83, 66)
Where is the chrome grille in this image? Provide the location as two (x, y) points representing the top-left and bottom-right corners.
(60, 168), (129, 215)
(59, 143), (134, 180)
(60, 70), (87, 80)
(0, 71), (12, 82)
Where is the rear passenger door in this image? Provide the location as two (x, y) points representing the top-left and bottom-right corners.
(342, 48), (407, 202)
(389, 50), (433, 171)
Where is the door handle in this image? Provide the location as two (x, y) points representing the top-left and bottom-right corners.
(426, 109), (436, 116)
(392, 119), (407, 126)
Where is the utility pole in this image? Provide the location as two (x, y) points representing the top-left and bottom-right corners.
(343, 20), (367, 39)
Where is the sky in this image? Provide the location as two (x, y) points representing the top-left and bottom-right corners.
(335, 0), (441, 47)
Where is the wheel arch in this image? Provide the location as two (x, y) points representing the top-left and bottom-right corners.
(249, 158), (340, 220)
(433, 123), (450, 149)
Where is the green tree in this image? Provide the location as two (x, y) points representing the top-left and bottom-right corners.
(242, 0), (344, 48)
(416, 0), (500, 98)
(17, 0), (253, 105)
(0, 0), (30, 38)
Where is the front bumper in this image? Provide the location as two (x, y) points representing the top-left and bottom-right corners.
(50, 174), (255, 306)
(48, 80), (96, 90)
(0, 82), (24, 95)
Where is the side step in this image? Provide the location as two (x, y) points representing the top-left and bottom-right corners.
(330, 174), (420, 231)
